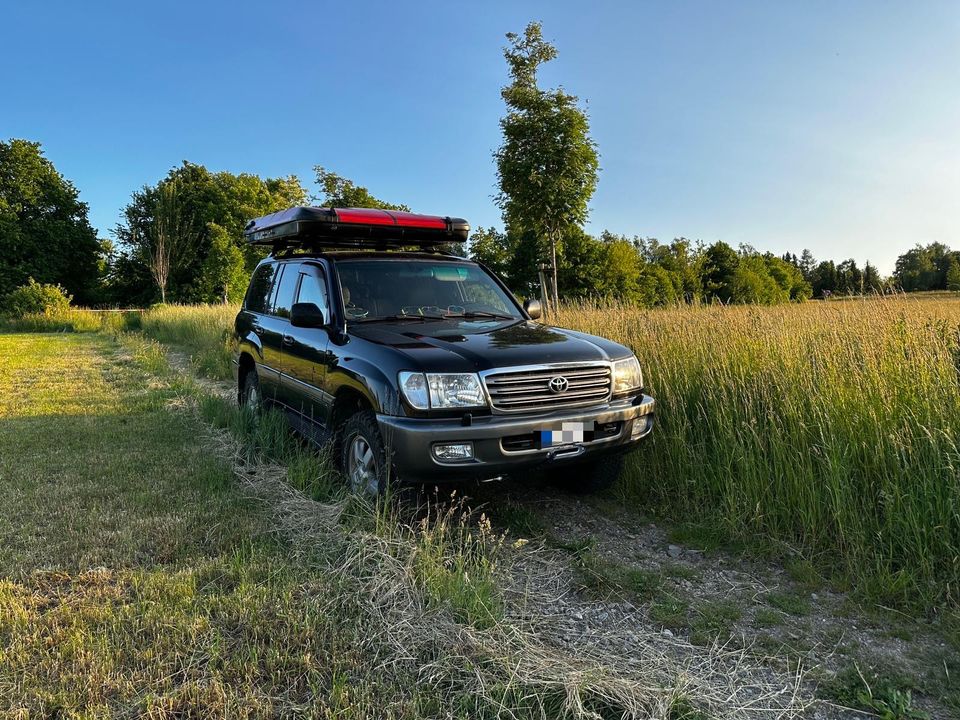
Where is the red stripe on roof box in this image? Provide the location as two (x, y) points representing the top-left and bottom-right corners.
(391, 211), (448, 229)
(334, 208), (396, 226)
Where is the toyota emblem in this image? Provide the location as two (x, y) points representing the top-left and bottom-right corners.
(548, 376), (569, 393)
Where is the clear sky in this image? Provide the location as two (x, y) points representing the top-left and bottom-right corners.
(3, 1), (957, 274)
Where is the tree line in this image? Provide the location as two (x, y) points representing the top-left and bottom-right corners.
(1, 22), (957, 309)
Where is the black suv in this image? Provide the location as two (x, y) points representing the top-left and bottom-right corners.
(233, 207), (655, 494)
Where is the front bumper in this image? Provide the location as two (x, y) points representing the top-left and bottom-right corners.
(377, 394), (655, 482)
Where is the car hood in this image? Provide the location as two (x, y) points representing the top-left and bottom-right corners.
(348, 320), (633, 373)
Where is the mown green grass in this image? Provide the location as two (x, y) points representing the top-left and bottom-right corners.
(0, 333), (497, 718)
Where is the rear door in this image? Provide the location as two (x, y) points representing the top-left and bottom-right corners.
(258, 261), (300, 405)
(241, 261), (281, 396)
(281, 262), (332, 425)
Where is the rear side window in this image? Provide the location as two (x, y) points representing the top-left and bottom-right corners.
(272, 263), (301, 319)
(244, 263), (276, 313)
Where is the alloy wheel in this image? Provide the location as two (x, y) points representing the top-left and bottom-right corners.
(347, 434), (380, 495)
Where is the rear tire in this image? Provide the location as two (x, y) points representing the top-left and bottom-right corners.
(551, 453), (626, 494)
(340, 410), (391, 496)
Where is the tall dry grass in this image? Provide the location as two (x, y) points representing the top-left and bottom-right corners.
(139, 303), (239, 379)
(555, 296), (960, 606)
(27, 295), (959, 606)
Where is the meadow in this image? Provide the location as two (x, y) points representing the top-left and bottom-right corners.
(6, 295), (960, 609)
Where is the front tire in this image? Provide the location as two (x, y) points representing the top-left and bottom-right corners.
(240, 367), (262, 413)
(551, 453), (626, 494)
(340, 410), (390, 496)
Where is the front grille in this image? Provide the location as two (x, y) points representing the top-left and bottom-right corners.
(483, 364), (612, 413)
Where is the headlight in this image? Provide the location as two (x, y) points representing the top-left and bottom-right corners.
(398, 371), (430, 409)
(398, 372), (486, 410)
(612, 356), (643, 394)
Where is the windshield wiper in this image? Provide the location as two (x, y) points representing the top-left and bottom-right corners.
(453, 311), (517, 321)
(353, 314), (447, 323)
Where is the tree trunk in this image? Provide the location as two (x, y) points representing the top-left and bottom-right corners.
(550, 231), (559, 309)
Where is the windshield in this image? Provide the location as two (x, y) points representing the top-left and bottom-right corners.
(334, 258), (522, 323)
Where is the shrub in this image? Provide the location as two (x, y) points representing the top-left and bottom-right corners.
(2, 278), (73, 316)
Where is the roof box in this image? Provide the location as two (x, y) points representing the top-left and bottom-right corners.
(244, 206), (470, 249)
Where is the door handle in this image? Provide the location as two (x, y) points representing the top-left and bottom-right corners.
(252, 323), (262, 335)
(282, 335), (295, 346)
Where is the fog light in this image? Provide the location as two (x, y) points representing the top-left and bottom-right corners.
(631, 417), (650, 439)
(433, 442), (474, 462)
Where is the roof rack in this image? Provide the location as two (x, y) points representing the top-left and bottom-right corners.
(243, 206), (470, 250)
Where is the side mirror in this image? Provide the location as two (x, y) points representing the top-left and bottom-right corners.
(290, 302), (325, 328)
(523, 298), (542, 320)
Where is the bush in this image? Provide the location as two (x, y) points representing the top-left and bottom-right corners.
(2, 278), (73, 316)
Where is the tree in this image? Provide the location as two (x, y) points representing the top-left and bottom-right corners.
(146, 179), (200, 303)
(894, 243), (954, 291)
(0, 139), (102, 304)
(495, 22), (600, 310)
(113, 162), (308, 304)
(313, 167), (409, 211)
(863, 261), (883, 293)
(810, 260), (839, 297)
(200, 222), (248, 303)
(764, 253), (811, 301)
(469, 227), (512, 280)
(947, 258), (960, 292)
(702, 241), (740, 303)
(798, 249), (816, 279)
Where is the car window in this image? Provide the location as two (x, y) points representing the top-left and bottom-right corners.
(335, 259), (520, 321)
(272, 263), (301, 319)
(244, 263), (276, 314)
(296, 269), (328, 317)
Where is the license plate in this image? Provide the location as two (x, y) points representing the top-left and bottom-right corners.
(536, 421), (596, 448)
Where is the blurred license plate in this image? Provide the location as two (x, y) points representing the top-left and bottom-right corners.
(536, 421), (596, 448)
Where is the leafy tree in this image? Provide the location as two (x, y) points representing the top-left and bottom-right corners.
(702, 241), (740, 303)
(810, 260), (839, 297)
(863, 261), (883, 293)
(556, 229), (607, 298)
(468, 227), (512, 280)
(200, 223), (248, 303)
(836, 259), (863, 295)
(764, 253), (811, 300)
(0, 139), (102, 304)
(640, 237), (703, 301)
(637, 263), (681, 306)
(894, 243), (954, 291)
(495, 22), (599, 309)
(313, 167), (409, 211)
(113, 163), (307, 304)
(947, 258), (960, 292)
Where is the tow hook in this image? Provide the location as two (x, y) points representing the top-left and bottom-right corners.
(546, 444), (585, 461)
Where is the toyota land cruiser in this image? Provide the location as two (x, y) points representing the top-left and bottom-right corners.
(233, 206), (655, 494)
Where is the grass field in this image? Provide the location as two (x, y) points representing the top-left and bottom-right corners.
(90, 294), (960, 611)
(555, 296), (960, 608)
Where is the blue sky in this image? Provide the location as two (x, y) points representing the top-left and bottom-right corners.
(3, 1), (957, 273)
